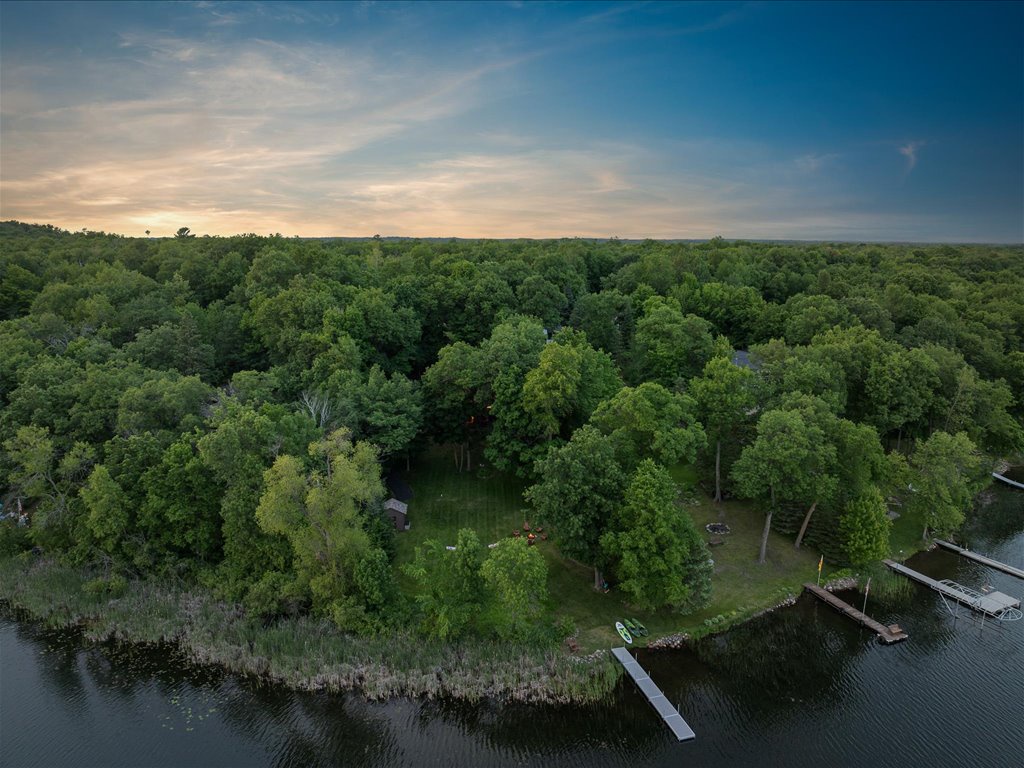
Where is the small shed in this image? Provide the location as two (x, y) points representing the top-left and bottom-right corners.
(382, 498), (410, 531)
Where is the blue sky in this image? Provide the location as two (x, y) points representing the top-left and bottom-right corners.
(1, 1), (1021, 241)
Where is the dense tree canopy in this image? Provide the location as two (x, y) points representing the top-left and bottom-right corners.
(2, 222), (1020, 637)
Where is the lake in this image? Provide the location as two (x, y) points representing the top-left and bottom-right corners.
(2, 482), (1021, 767)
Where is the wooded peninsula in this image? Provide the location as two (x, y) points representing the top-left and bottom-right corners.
(2, 221), (1021, 701)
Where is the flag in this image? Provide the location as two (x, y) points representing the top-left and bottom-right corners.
(818, 555), (823, 573)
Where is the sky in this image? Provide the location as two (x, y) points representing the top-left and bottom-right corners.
(1, 1), (1022, 241)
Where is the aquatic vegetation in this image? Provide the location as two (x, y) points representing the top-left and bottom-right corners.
(0, 555), (619, 704)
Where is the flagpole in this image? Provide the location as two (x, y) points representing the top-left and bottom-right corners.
(816, 555), (823, 587)
(862, 577), (871, 615)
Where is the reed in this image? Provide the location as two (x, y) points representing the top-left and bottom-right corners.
(862, 564), (912, 604)
(0, 555), (619, 704)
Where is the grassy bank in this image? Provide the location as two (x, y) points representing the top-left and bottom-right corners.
(0, 555), (619, 704)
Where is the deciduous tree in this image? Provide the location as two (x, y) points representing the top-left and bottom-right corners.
(525, 426), (625, 588)
(600, 460), (711, 612)
(689, 356), (755, 502)
(480, 537), (548, 640)
(590, 382), (706, 472)
(731, 408), (826, 563)
(907, 431), (984, 540)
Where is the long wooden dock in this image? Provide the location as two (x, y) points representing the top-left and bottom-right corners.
(992, 472), (1024, 490)
(884, 559), (1022, 620)
(934, 539), (1024, 580)
(611, 646), (695, 742)
(803, 584), (908, 643)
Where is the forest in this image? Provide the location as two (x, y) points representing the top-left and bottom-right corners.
(2, 220), (1022, 654)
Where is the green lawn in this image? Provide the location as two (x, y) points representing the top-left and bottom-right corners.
(888, 502), (927, 561)
(393, 446), (530, 590)
(394, 447), (530, 552)
(543, 493), (827, 650)
(393, 445), (832, 652)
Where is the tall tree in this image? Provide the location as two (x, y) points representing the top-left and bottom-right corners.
(521, 342), (583, 440)
(600, 460), (712, 613)
(334, 366), (423, 467)
(632, 296), (715, 386)
(480, 537), (549, 640)
(80, 464), (129, 558)
(256, 429), (385, 629)
(197, 402), (319, 598)
(689, 356), (755, 503)
(568, 289), (633, 362)
(525, 426), (625, 588)
(421, 341), (483, 471)
(402, 528), (486, 639)
(139, 434), (222, 565)
(865, 347), (939, 446)
(589, 382), (706, 472)
(907, 431), (984, 540)
(516, 275), (567, 327)
(3, 425), (94, 550)
(731, 408), (826, 563)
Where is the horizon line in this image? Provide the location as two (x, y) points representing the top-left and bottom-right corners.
(5, 221), (1022, 247)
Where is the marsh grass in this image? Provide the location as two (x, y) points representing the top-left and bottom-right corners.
(862, 564), (913, 605)
(0, 555), (619, 704)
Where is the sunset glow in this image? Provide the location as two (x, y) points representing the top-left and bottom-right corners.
(1, 1), (1021, 241)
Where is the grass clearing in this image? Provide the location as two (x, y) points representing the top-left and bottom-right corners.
(394, 445), (831, 652)
(888, 503), (928, 560)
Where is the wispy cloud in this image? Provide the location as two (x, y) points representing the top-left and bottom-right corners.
(794, 153), (839, 173)
(0, 32), (520, 234)
(899, 140), (926, 171)
(1, 4), (1014, 243)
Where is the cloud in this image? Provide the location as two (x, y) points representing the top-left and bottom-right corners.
(0, 33), (519, 234)
(0, 17), (996, 242)
(899, 140), (926, 171)
(794, 153), (839, 173)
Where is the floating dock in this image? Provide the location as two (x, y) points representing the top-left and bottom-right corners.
(803, 583), (908, 643)
(934, 539), (1024, 581)
(884, 560), (1022, 621)
(611, 646), (695, 742)
(992, 472), (1024, 490)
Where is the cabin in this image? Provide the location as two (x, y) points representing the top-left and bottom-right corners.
(382, 498), (410, 531)
(731, 349), (760, 371)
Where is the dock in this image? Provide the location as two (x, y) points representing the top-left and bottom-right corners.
(934, 539), (1024, 581)
(992, 472), (1024, 490)
(884, 560), (1022, 621)
(803, 584), (908, 643)
(611, 647), (695, 742)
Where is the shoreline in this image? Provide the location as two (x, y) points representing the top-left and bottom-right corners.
(0, 553), (849, 703)
(0, 555), (620, 705)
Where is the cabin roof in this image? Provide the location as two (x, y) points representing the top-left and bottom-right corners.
(731, 350), (760, 371)
(383, 498), (408, 514)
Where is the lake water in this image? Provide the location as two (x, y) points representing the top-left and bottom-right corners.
(2, 482), (1022, 768)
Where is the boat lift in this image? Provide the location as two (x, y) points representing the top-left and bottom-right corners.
(884, 560), (1023, 622)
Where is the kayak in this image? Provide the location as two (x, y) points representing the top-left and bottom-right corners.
(623, 618), (641, 636)
(630, 619), (649, 637)
(615, 621), (633, 644)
